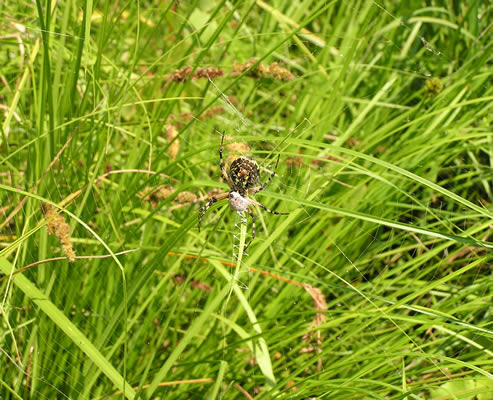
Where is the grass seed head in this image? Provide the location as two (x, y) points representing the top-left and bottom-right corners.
(42, 203), (76, 262)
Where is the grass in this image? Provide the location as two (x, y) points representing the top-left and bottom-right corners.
(1, 0), (492, 399)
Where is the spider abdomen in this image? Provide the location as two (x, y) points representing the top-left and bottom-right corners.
(230, 156), (259, 194)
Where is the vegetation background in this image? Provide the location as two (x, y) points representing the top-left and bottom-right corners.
(1, 0), (492, 398)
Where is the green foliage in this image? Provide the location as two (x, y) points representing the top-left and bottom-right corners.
(1, 0), (492, 398)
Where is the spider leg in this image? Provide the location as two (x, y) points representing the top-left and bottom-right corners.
(244, 207), (256, 251)
(219, 132), (233, 187)
(250, 198), (289, 215)
(249, 154), (281, 195)
(198, 192), (229, 231)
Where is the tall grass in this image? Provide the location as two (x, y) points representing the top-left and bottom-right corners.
(1, 1), (492, 398)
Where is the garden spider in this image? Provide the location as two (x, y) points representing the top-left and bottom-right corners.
(198, 133), (288, 250)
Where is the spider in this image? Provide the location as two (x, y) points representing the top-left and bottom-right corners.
(198, 133), (288, 250)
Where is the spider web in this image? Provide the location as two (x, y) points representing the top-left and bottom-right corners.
(1, 1), (492, 399)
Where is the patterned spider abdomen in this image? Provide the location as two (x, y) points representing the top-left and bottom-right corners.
(229, 156), (259, 195)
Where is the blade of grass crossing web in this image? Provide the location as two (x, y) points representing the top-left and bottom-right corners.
(213, 259), (277, 388)
(209, 360), (227, 400)
(144, 284), (230, 397)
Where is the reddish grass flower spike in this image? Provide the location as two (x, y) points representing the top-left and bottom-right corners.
(42, 203), (76, 262)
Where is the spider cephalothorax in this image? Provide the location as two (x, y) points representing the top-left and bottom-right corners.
(198, 132), (288, 249)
